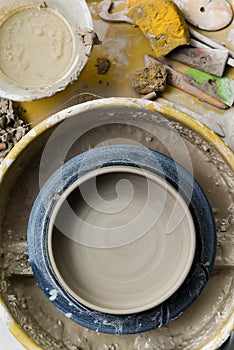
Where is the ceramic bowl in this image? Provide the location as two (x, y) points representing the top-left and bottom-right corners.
(0, 0), (94, 101)
(28, 144), (216, 333)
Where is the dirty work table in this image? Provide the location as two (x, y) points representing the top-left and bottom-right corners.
(18, 0), (234, 151)
(0, 0), (234, 349)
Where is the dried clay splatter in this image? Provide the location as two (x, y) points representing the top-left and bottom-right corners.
(0, 98), (29, 164)
(0, 118), (233, 350)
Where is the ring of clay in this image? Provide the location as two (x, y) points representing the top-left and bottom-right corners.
(27, 144), (216, 334)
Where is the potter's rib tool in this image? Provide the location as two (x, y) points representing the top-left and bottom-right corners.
(170, 47), (229, 77)
(173, 0), (233, 31)
(145, 55), (228, 109)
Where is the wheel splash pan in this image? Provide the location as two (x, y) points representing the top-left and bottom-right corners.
(0, 98), (233, 350)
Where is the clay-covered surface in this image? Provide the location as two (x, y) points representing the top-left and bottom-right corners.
(0, 0), (234, 347)
(0, 104), (233, 350)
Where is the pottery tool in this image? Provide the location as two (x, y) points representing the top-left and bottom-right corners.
(182, 68), (234, 107)
(145, 55), (228, 109)
(189, 28), (234, 57)
(189, 28), (234, 68)
(173, 0), (233, 31)
(155, 51), (234, 107)
(141, 91), (158, 100)
(160, 49), (234, 107)
(98, 0), (134, 23)
(191, 38), (234, 68)
(170, 47), (229, 77)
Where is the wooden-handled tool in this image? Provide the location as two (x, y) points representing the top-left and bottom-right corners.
(145, 55), (228, 109)
(166, 68), (228, 109)
(173, 0), (233, 31)
(170, 47), (229, 77)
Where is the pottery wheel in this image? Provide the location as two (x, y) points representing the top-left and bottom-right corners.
(0, 103), (233, 350)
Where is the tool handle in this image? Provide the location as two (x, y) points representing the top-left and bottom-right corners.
(145, 55), (228, 109)
(166, 65), (228, 109)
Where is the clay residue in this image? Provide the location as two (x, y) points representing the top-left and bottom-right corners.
(0, 6), (75, 87)
(132, 63), (168, 94)
(95, 58), (110, 74)
(2, 241), (32, 277)
(0, 98), (29, 163)
(0, 114), (233, 350)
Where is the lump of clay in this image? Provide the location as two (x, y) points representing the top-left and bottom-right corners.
(128, 0), (190, 57)
(0, 98), (29, 164)
(132, 63), (168, 94)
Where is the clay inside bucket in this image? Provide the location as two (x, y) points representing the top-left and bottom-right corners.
(48, 166), (195, 314)
(0, 104), (233, 349)
(0, 0), (93, 101)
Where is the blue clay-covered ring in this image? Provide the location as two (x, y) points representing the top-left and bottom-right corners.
(27, 144), (216, 334)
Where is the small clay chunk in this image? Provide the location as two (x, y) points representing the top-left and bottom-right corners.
(132, 63), (168, 94)
(95, 58), (110, 74)
(39, 1), (48, 8)
(0, 98), (29, 164)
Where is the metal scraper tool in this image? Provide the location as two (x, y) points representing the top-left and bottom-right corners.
(148, 53), (234, 107)
(189, 28), (234, 68)
(144, 55), (228, 109)
(170, 47), (229, 77)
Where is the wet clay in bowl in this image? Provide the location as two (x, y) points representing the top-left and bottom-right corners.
(48, 165), (196, 315)
(0, 0), (94, 101)
(27, 144), (216, 334)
